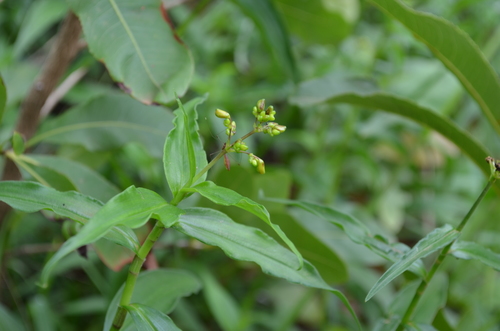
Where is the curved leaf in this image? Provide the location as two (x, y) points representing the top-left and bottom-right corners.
(164, 97), (207, 197)
(292, 89), (492, 178)
(231, 0), (298, 82)
(174, 207), (361, 329)
(366, 225), (459, 301)
(369, 0), (500, 133)
(126, 304), (181, 331)
(104, 269), (201, 331)
(30, 94), (174, 158)
(67, 0), (193, 104)
(188, 181), (303, 268)
(28, 155), (120, 202)
(451, 240), (500, 271)
(39, 186), (184, 287)
(0, 181), (139, 254)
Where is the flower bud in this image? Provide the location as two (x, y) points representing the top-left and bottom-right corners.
(256, 159), (265, 174)
(215, 109), (230, 119)
(257, 99), (266, 111)
(275, 125), (286, 133)
(223, 118), (231, 127)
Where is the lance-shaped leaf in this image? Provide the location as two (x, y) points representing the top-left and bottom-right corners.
(0, 181), (139, 253)
(187, 181), (303, 268)
(104, 269), (201, 331)
(39, 186), (184, 287)
(369, 0), (500, 133)
(450, 240), (500, 271)
(164, 97), (207, 197)
(267, 197), (427, 277)
(366, 225), (460, 301)
(174, 208), (361, 329)
(30, 94), (174, 158)
(67, 0), (193, 104)
(126, 304), (181, 331)
(291, 88), (492, 178)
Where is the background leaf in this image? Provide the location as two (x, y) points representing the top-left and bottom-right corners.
(126, 304), (181, 331)
(67, 0), (193, 104)
(369, 0), (500, 133)
(30, 94), (174, 158)
(164, 96), (207, 197)
(366, 225), (460, 301)
(104, 269), (201, 331)
(231, 0), (298, 82)
(39, 186), (183, 287)
(0, 76), (6, 124)
(450, 240), (500, 271)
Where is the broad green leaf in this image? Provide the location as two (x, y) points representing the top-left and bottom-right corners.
(196, 266), (241, 331)
(188, 181), (303, 268)
(164, 97), (207, 197)
(0, 181), (139, 252)
(291, 89), (492, 178)
(28, 295), (56, 331)
(13, 0), (68, 57)
(39, 186), (184, 287)
(414, 273), (448, 324)
(274, 0), (353, 45)
(0, 76), (6, 124)
(267, 197), (426, 277)
(67, 0), (193, 104)
(405, 324), (438, 331)
(366, 225), (460, 301)
(450, 241), (500, 271)
(231, 0), (298, 82)
(126, 304), (181, 331)
(11, 132), (25, 155)
(0, 303), (26, 331)
(369, 0), (500, 133)
(30, 94), (174, 158)
(104, 269), (201, 331)
(28, 155), (120, 202)
(174, 207), (361, 329)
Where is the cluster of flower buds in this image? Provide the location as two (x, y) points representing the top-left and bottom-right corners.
(215, 108), (236, 137)
(262, 122), (286, 137)
(252, 99), (276, 122)
(232, 139), (248, 152)
(248, 153), (265, 174)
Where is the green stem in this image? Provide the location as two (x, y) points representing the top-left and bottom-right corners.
(397, 175), (496, 330)
(110, 221), (165, 331)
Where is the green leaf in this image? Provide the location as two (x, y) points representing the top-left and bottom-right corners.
(0, 303), (26, 331)
(0, 181), (138, 252)
(30, 94), (174, 158)
(126, 304), (181, 331)
(188, 181), (303, 268)
(450, 240), (500, 271)
(13, 0), (68, 57)
(28, 295), (57, 331)
(196, 266), (241, 331)
(28, 155), (120, 202)
(373, 315), (401, 331)
(267, 197), (427, 277)
(231, 0), (298, 82)
(0, 76), (6, 124)
(104, 269), (201, 331)
(11, 132), (25, 156)
(67, 0), (193, 104)
(174, 207), (361, 329)
(291, 89), (492, 179)
(369, 0), (500, 133)
(164, 97), (207, 197)
(366, 225), (460, 301)
(39, 186), (184, 287)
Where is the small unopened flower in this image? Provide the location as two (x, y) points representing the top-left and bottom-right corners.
(257, 99), (266, 111)
(215, 109), (230, 119)
(256, 159), (265, 174)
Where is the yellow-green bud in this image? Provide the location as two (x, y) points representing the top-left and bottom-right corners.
(275, 125), (286, 133)
(215, 109), (230, 119)
(257, 99), (266, 111)
(257, 159), (265, 174)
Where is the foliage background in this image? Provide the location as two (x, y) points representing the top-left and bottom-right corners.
(1, 0), (500, 330)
